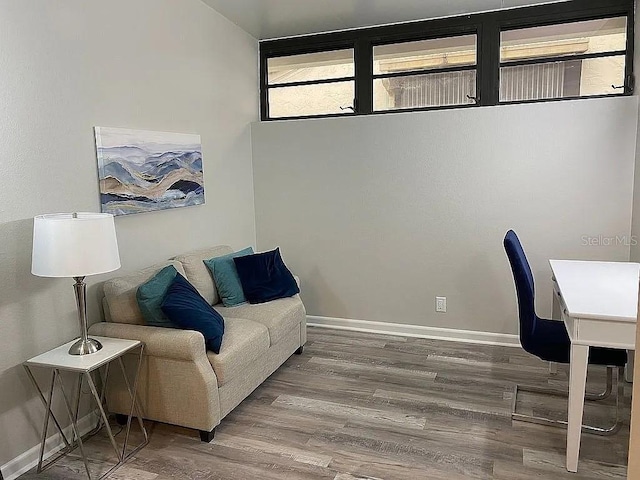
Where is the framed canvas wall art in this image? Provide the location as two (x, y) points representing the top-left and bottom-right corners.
(94, 127), (204, 216)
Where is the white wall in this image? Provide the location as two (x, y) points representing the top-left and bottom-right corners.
(0, 0), (258, 469)
(252, 97), (638, 335)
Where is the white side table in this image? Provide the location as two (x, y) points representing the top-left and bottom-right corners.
(24, 336), (148, 479)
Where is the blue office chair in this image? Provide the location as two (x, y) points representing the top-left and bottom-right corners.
(504, 229), (626, 435)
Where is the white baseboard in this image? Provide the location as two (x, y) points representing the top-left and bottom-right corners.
(1, 411), (97, 480)
(306, 315), (520, 348)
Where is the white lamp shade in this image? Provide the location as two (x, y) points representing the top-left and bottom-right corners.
(32, 213), (121, 278)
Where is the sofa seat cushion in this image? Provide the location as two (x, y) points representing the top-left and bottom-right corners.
(207, 317), (269, 387)
(214, 295), (305, 347)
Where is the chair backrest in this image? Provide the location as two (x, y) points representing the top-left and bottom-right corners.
(503, 230), (537, 351)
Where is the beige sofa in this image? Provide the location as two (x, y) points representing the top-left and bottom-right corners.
(88, 245), (306, 442)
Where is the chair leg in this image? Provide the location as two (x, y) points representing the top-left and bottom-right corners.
(511, 367), (623, 436)
(586, 367), (613, 401)
(514, 367), (613, 400)
(199, 428), (216, 443)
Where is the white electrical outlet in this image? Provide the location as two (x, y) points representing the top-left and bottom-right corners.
(436, 296), (447, 313)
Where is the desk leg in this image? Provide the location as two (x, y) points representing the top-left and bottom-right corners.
(626, 351), (634, 383)
(567, 344), (589, 473)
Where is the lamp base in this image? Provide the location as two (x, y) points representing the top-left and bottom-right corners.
(68, 337), (103, 356)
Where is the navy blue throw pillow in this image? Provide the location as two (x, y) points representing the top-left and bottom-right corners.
(233, 248), (300, 304)
(160, 273), (225, 353)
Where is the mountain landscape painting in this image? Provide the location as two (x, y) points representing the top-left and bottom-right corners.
(94, 127), (204, 216)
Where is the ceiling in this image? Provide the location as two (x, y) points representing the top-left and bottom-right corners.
(201, 0), (569, 40)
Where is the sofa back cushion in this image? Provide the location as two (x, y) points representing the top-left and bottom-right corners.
(103, 260), (186, 325)
(174, 246), (233, 305)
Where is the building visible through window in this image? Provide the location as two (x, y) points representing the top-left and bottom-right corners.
(499, 17), (627, 102)
(373, 35), (477, 111)
(267, 49), (355, 119)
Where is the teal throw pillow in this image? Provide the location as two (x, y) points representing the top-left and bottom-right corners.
(204, 247), (254, 307)
(136, 265), (179, 328)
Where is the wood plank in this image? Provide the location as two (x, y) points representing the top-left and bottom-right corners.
(272, 394), (427, 430)
(308, 356), (438, 380)
(213, 432), (334, 467)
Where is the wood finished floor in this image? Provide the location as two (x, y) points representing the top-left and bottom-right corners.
(20, 327), (631, 480)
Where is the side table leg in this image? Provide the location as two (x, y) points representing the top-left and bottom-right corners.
(23, 366), (72, 465)
(84, 372), (122, 463)
(37, 370), (56, 472)
(56, 371), (91, 479)
(98, 363), (111, 428)
(116, 345), (148, 460)
(72, 374), (83, 444)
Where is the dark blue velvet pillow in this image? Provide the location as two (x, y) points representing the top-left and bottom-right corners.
(160, 273), (225, 353)
(233, 248), (300, 304)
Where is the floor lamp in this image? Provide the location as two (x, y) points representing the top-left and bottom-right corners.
(31, 213), (120, 355)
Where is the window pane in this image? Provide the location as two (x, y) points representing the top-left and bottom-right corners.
(268, 81), (355, 118)
(499, 56), (625, 102)
(374, 35), (476, 75)
(501, 17), (627, 63)
(374, 71), (476, 111)
(267, 49), (354, 85)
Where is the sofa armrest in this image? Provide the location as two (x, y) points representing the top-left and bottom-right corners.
(88, 322), (207, 362)
(89, 321), (220, 431)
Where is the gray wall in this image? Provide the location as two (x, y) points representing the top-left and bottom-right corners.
(252, 97), (638, 334)
(630, 0), (640, 262)
(0, 0), (257, 467)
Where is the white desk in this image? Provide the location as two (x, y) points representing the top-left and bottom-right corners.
(549, 260), (639, 473)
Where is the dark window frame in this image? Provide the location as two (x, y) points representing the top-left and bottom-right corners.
(260, 0), (634, 121)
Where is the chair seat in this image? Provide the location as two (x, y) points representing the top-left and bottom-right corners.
(526, 316), (627, 367)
